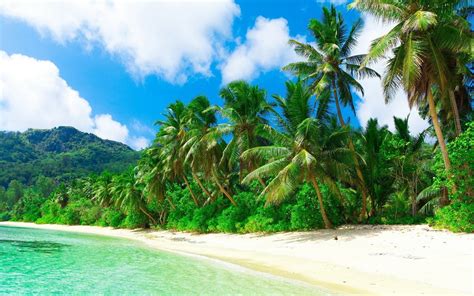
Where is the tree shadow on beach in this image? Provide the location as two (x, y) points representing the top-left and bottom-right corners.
(264, 225), (412, 244)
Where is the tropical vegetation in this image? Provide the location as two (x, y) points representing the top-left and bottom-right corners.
(1, 3), (472, 232)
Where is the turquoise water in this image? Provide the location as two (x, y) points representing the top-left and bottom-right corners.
(0, 226), (327, 295)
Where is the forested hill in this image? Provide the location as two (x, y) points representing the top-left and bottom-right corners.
(0, 126), (140, 187)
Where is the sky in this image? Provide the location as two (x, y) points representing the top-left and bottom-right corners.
(0, 0), (429, 150)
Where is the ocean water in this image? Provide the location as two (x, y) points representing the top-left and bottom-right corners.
(0, 226), (328, 295)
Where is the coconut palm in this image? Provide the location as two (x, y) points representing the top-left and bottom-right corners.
(242, 81), (351, 229)
(215, 81), (275, 183)
(391, 116), (429, 215)
(186, 120), (238, 206)
(156, 101), (200, 206)
(91, 173), (113, 207)
(136, 147), (175, 210)
(284, 6), (379, 219)
(110, 170), (157, 226)
(358, 118), (393, 216)
(183, 96), (222, 204)
(350, 0), (472, 187)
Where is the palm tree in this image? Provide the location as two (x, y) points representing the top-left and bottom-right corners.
(242, 81), (351, 229)
(156, 101), (200, 206)
(350, 0), (472, 188)
(91, 172), (113, 207)
(110, 170), (157, 226)
(284, 6), (379, 220)
(216, 81), (275, 184)
(136, 147), (175, 214)
(358, 118), (394, 216)
(183, 96), (218, 202)
(391, 116), (429, 215)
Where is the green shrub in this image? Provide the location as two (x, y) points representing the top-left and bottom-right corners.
(432, 202), (474, 232)
(290, 187), (322, 230)
(36, 200), (62, 224)
(120, 210), (148, 228)
(98, 208), (125, 227)
(433, 121), (474, 202)
(215, 192), (255, 232)
(240, 215), (274, 233)
(0, 211), (11, 221)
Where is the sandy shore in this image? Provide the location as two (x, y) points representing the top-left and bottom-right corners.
(1, 222), (472, 295)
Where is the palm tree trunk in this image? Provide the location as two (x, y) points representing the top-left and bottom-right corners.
(332, 82), (369, 221)
(212, 171), (238, 206)
(309, 175), (333, 229)
(182, 175), (200, 206)
(449, 90), (462, 136)
(192, 171), (213, 201)
(427, 87), (455, 196)
(411, 196), (417, 217)
(166, 197), (176, 210)
(369, 196), (376, 217)
(139, 206), (157, 225)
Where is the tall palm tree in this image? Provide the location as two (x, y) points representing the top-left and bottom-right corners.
(284, 6), (379, 219)
(156, 101), (200, 206)
(216, 81), (275, 184)
(350, 0), (472, 188)
(183, 96), (220, 203)
(242, 81), (351, 229)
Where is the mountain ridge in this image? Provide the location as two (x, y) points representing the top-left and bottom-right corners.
(0, 126), (140, 187)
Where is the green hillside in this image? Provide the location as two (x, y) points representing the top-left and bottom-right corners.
(0, 126), (141, 187)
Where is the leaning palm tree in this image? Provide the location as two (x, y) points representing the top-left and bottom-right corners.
(283, 6), (379, 219)
(91, 173), (113, 207)
(110, 170), (157, 226)
(184, 116), (238, 205)
(350, 0), (472, 187)
(136, 147), (174, 210)
(243, 118), (351, 229)
(183, 96), (221, 203)
(156, 101), (200, 206)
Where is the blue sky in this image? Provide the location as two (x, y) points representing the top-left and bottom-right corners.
(0, 0), (429, 149)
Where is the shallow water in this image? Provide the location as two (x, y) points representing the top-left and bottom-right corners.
(0, 226), (328, 295)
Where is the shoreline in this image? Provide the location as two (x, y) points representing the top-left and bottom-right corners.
(1, 222), (472, 295)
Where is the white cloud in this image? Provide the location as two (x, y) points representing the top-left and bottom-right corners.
(93, 114), (129, 143)
(220, 16), (301, 84)
(128, 136), (150, 151)
(316, 0), (348, 5)
(130, 119), (155, 136)
(0, 0), (240, 83)
(0, 51), (148, 149)
(353, 15), (429, 135)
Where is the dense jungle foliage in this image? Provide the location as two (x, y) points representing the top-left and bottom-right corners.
(1, 2), (472, 232)
(0, 126), (140, 187)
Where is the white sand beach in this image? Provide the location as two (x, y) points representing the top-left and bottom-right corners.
(1, 222), (472, 295)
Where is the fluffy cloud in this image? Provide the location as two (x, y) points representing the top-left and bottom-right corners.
(128, 136), (150, 151)
(316, 0), (348, 5)
(353, 15), (429, 135)
(220, 16), (301, 84)
(0, 51), (148, 149)
(0, 0), (240, 83)
(93, 114), (129, 144)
